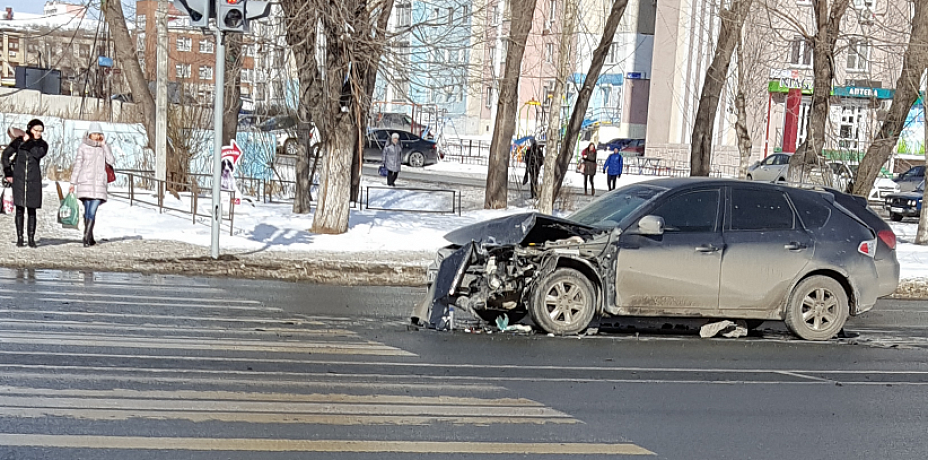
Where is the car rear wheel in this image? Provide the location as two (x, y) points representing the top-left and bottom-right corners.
(408, 151), (425, 168)
(890, 213), (903, 222)
(746, 174), (753, 181)
(784, 276), (848, 341)
(530, 268), (596, 335)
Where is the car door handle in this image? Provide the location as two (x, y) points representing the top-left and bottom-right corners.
(695, 244), (720, 253)
(784, 242), (808, 251)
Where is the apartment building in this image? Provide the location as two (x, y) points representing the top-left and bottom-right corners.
(646, 0), (911, 168)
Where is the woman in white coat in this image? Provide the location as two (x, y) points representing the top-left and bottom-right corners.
(69, 122), (115, 247)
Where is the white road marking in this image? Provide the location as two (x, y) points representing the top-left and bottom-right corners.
(0, 309), (319, 324)
(0, 321), (357, 337)
(0, 288), (261, 304)
(28, 297), (278, 311)
(0, 435), (655, 454)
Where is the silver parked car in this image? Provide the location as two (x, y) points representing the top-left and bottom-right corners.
(415, 178), (899, 341)
(746, 153), (791, 183)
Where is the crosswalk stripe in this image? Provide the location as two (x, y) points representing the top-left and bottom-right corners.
(0, 387), (544, 406)
(0, 320), (357, 337)
(0, 310), (321, 325)
(0, 408), (577, 426)
(0, 435), (654, 454)
(0, 396), (568, 418)
(0, 371), (505, 392)
(27, 297), (278, 311)
(0, 334), (414, 356)
(0, 288), (261, 304)
(0, 276), (224, 292)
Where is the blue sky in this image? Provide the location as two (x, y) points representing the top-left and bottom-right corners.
(6, 1), (137, 16)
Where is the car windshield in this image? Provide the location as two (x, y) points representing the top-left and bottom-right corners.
(568, 184), (667, 228)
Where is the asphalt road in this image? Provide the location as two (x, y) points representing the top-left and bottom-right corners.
(1, 268), (927, 459)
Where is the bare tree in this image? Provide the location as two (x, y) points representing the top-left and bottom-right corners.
(546, 0), (629, 201)
(734, 39), (753, 179)
(221, 35), (244, 149)
(484, 0), (541, 209)
(786, 0), (850, 184)
(690, 0), (754, 176)
(104, 0), (156, 151)
(852, 0), (928, 200)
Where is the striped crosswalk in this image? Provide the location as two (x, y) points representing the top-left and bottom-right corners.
(0, 269), (653, 456)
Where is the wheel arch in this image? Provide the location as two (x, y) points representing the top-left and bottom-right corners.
(786, 269), (858, 317)
(553, 256), (604, 315)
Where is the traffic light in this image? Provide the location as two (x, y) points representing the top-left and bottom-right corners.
(172, 0), (211, 28)
(217, 0), (247, 32)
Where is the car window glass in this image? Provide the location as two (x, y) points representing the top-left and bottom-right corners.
(569, 184), (668, 228)
(915, 166), (925, 177)
(788, 193), (831, 229)
(761, 156), (776, 166)
(399, 132), (415, 141)
(648, 190), (719, 233)
(375, 131), (390, 141)
(730, 189), (795, 231)
(775, 155), (790, 165)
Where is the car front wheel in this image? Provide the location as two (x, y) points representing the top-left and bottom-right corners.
(530, 268), (596, 335)
(408, 151), (425, 168)
(890, 213), (903, 222)
(784, 276), (848, 341)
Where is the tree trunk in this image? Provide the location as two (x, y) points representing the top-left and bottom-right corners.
(551, 0), (629, 200)
(786, 0), (850, 185)
(283, 6), (322, 214)
(918, 70), (928, 245)
(312, 120), (354, 233)
(734, 40), (753, 179)
(689, 0), (753, 176)
(221, 35), (243, 148)
(484, 0), (541, 209)
(104, 0), (156, 151)
(538, 0), (578, 215)
(852, 0), (928, 198)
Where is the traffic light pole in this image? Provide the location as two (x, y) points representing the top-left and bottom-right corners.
(211, 30), (226, 259)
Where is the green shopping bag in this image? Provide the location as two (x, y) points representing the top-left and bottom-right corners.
(58, 193), (80, 229)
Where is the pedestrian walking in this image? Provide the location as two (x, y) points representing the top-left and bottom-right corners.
(382, 132), (403, 187)
(581, 142), (597, 196)
(521, 139), (544, 198)
(1, 119), (48, 248)
(603, 147), (624, 191)
(69, 122), (115, 247)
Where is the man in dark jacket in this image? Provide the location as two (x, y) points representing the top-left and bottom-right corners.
(521, 139), (544, 198)
(2, 119), (48, 247)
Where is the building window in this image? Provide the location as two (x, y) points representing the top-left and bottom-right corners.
(255, 83), (266, 101)
(198, 65), (213, 80)
(199, 39), (214, 54)
(463, 5), (469, 19)
(447, 7), (454, 25)
(491, 4), (500, 25)
(8, 41), (18, 51)
(137, 14), (146, 29)
(838, 105), (865, 151)
(546, 0), (557, 30)
(789, 36), (812, 67)
(846, 38), (869, 72)
(241, 69), (252, 82)
(545, 43), (554, 63)
(78, 44), (90, 59)
(139, 57), (146, 70)
(176, 63), (191, 79)
(852, 0), (875, 8)
(485, 86), (493, 108)
(8, 51), (16, 58)
(137, 33), (146, 53)
(396, 2), (411, 28)
(177, 36), (192, 52)
(606, 42), (619, 65)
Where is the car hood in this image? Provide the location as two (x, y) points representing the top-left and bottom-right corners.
(443, 212), (600, 246)
(885, 191), (923, 200)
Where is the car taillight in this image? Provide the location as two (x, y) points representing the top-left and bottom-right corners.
(858, 239), (877, 258)
(877, 230), (896, 250)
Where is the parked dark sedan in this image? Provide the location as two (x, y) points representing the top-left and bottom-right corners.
(884, 181), (924, 221)
(414, 178), (899, 341)
(362, 129), (440, 167)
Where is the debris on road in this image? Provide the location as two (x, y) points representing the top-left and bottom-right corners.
(700, 320), (748, 338)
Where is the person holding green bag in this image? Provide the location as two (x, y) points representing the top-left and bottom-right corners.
(2, 119), (48, 248)
(69, 122), (114, 247)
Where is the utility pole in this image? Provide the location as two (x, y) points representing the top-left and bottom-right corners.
(538, 0), (577, 214)
(155, 0), (168, 183)
(210, 31), (226, 259)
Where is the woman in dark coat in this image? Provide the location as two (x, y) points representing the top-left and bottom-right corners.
(2, 119), (48, 247)
(580, 142), (597, 196)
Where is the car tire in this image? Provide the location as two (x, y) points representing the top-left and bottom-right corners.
(890, 213), (903, 222)
(530, 268), (596, 335)
(746, 174), (753, 181)
(784, 276), (848, 341)
(408, 151), (425, 168)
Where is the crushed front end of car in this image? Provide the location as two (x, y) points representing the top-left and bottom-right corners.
(412, 212), (616, 333)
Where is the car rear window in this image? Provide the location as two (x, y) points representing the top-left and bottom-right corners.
(788, 192), (831, 229)
(730, 189), (794, 230)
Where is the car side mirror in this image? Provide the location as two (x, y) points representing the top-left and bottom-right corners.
(638, 215), (665, 236)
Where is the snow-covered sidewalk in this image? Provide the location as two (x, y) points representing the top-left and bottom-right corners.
(1, 177), (927, 294)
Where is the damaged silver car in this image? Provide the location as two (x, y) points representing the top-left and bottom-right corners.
(413, 178), (900, 341)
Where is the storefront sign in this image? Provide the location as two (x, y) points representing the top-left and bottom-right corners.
(833, 86), (894, 99)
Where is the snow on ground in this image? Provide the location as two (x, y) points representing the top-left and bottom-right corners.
(54, 163), (928, 282)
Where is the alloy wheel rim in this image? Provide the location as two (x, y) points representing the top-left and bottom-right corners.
(800, 287), (839, 331)
(543, 281), (586, 325)
(410, 153), (424, 167)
